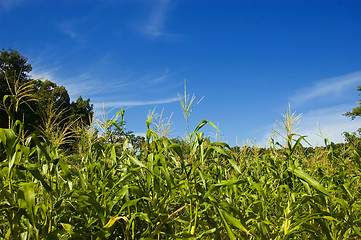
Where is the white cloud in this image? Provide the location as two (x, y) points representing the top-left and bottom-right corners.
(93, 97), (178, 110)
(30, 59), (181, 104)
(140, 68), (183, 88)
(295, 104), (360, 146)
(29, 52), (182, 116)
(142, 0), (170, 37)
(29, 53), (132, 99)
(148, 73), (168, 84)
(133, 132), (146, 137)
(291, 71), (361, 105)
(134, 0), (181, 40)
(30, 64), (97, 99)
(259, 104), (361, 147)
(30, 69), (56, 81)
(59, 21), (78, 39)
(57, 14), (100, 41)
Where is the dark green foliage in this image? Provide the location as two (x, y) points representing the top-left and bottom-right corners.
(0, 48), (32, 89)
(345, 85), (361, 120)
(0, 49), (33, 129)
(343, 85), (361, 153)
(0, 49), (93, 135)
(70, 96), (93, 126)
(34, 79), (71, 112)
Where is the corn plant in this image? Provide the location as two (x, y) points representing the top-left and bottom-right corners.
(0, 101), (361, 239)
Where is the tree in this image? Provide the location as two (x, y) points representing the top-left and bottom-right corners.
(344, 85), (361, 119)
(70, 96), (93, 126)
(34, 80), (71, 110)
(0, 49), (93, 135)
(343, 85), (361, 149)
(0, 48), (32, 89)
(0, 49), (35, 129)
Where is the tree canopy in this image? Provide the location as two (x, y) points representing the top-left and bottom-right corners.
(0, 49), (32, 85)
(0, 49), (93, 133)
(345, 85), (361, 120)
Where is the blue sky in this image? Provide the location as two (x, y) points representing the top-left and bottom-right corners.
(1, 0), (361, 146)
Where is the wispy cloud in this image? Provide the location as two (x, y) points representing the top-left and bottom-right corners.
(30, 60), (95, 99)
(148, 73), (168, 84)
(29, 51), (182, 114)
(57, 14), (100, 41)
(142, 0), (170, 37)
(139, 68), (183, 88)
(93, 97), (178, 110)
(59, 21), (79, 39)
(30, 68), (57, 82)
(248, 71), (361, 147)
(29, 52), (132, 99)
(291, 71), (361, 105)
(134, 0), (182, 40)
(30, 57), (181, 102)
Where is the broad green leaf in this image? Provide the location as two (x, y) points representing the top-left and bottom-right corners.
(218, 208), (236, 240)
(104, 216), (129, 228)
(169, 144), (183, 159)
(20, 182), (36, 225)
(287, 166), (330, 196)
(227, 157), (242, 175)
(191, 120), (218, 139)
(219, 209), (252, 236)
(119, 198), (142, 214)
(31, 133), (51, 162)
(27, 164), (53, 192)
(127, 154), (146, 168)
(214, 179), (243, 187)
(61, 223), (74, 233)
(205, 145), (230, 158)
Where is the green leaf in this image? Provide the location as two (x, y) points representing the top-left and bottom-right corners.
(127, 154), (146, 168)
(287, 166), (330, 196)
(205, 146), (230, 158)
(213, 179), (243, 187)
(20, 182), (36, 225)
(27, 164), (53, 192)
(31, 133), (51, 162)
(218, 208), (236, 240)
(169, 144), (183, 159)
(118, 198), (142, 214)
(191, 120), (218, 139)
(61, 223), (74, 233)
(219, 209), (252, 236)
(352, 225), (361, 237)
(227, 158), (242, 175)
(104, 216), (128, 228)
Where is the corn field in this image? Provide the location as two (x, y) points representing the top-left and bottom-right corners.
(1, 105), (361, 239)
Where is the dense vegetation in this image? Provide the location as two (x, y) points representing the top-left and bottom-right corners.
(0, 50), (361, 239)
(0, 49), (94, 134)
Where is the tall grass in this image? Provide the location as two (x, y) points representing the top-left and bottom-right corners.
(0, 94), (361, 239)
